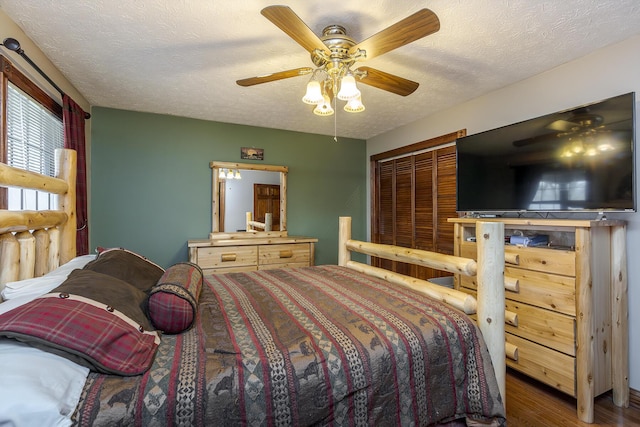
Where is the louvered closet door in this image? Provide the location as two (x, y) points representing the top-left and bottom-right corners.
(414, 151), (436, 279)
(393, 157), (414, 276)
(434, 146), (457, 255)
(372, 131), (462, 281)
(376, 161), (395, 272)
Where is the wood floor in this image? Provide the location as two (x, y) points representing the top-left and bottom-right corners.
(506, 369), (640, 426)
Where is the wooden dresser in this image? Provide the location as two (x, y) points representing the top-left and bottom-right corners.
(188, 233), (317, 274)
(449, 217), (628, 423)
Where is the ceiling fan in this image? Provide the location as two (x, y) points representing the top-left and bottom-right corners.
(236, 6), (440, 115)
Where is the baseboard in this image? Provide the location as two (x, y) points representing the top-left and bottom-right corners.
(630, 387), (640, 410)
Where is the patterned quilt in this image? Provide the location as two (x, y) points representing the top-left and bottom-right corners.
(73, 265), (505, 426)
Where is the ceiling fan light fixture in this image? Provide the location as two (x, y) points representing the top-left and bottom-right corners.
(302, 80), (324, 104)
(344, 96), (365, 113)
(337, 73), (360, 100)
(313, 94), (334, 116)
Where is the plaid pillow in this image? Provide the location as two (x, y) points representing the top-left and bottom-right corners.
(147, 262), (203, 334)
(83, 248), (164, 292)
(0, 269), (160, 376)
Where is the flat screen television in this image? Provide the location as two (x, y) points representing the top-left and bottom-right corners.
(456, 92), (636, 214)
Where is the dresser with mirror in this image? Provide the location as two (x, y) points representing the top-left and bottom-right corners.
(188, 161), (317, 274)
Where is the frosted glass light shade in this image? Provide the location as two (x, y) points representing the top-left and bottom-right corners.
(344, 96), (365, 113)
(302, 80), (324, 104)
(337, 74), (360, 100)
(313, 95), (334, 116)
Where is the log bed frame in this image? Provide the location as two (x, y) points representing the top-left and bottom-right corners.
(0, 149), (76, 288)
(0, 148), (508, 409)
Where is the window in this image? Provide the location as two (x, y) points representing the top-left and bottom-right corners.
(1, 55), (63, 210)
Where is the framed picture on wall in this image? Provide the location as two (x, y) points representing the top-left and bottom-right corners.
(241, 147), (264, 160)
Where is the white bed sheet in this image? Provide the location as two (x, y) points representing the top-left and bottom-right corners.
(0, 255), (96, 426)
(1, 254), (95, 302)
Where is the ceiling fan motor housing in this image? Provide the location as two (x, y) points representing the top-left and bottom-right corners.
(311, 25), (358, 72)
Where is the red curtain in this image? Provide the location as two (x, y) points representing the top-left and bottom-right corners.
(63, 95), (89, 255)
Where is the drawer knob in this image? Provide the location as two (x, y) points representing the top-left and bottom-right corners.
(279, 250), (294, 258)
(505, 310), (518, 327)
(505, 253), (520, 265)
(221, 253), (237, 262)
(504, 277), (519, 293)
(506, 342), (519, 361)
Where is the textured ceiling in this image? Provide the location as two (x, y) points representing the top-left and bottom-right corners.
(1, 1), (640, 140)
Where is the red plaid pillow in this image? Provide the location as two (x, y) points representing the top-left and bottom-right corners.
(147, 262), (203, 334)
(0, 270), (160, 376)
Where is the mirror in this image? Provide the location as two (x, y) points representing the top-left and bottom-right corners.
(210, 161), (288, 234)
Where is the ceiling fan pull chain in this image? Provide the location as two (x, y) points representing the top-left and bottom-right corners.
(334, 96), (338, 142)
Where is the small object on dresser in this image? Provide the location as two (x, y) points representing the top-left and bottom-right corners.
(509, 234), (549, 247)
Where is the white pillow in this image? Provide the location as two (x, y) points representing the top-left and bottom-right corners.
(1, 254), (96, 301)
(0, 340), (89, 427)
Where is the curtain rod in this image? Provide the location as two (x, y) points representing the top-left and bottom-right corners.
(1, 37), (91, 119)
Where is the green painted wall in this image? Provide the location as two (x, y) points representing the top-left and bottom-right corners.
(90, 107), (367, 268)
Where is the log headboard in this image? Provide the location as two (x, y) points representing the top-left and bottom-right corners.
(0, 148), (77, 293)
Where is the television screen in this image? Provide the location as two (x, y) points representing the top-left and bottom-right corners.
(456, 92), (636, 213)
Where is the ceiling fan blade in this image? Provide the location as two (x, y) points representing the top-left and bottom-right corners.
(261, 6), (330, 55)
(236, 67), (314, 87)
(349, 9), (440, 60)
(356, 66), (419, 96)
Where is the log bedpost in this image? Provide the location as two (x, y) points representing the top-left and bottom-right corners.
(265, 213), (273, 232)
(476, 221), (506, 405)
(338, 216), (351, 266)
(56, 149), (77, 264)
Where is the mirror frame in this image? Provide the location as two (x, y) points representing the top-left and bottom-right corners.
(210, 161), (288, 234)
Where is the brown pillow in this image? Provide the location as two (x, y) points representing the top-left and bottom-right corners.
(83, 247), (164, 292)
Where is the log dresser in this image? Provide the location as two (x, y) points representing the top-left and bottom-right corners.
(188, 233), (317, 274)
(448, 217), (629, 423)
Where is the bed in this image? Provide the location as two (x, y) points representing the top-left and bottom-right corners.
(0, 149), (507, 426)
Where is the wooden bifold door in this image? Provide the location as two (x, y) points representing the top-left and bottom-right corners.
(371, 130), (465, 280)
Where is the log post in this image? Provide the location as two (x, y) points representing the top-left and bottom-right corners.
(0, 233), (20, 288)
(265, 213), (273, 232)
(16, 231), (35, 281)
(55, 149), (77, 264)
(246, 212), (252, 231)
(48, 227), (61, 271)
(338, 216), (351, 266)
(476, 221), (506, 406)
(34, 229), (50, 277)
(611, 224), (629, 407)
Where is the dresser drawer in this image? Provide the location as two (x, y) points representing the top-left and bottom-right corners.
(196, 246), (258, 269)
(462, 288), (576, 355)
(460, 242), (575, 276)
(505, 299), (575, 356)
(460, 266), (576, 316)
(202, 265), (258, 274)
(505, 245), (575, 276)
(259, 262), (310, 270)
(259, 243), (310, 266)
(506, 333), (576, 397)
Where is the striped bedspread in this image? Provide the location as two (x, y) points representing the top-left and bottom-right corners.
(73, 265), (505, 426)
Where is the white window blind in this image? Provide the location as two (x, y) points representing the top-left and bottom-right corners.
(6, 82), (63, 210)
